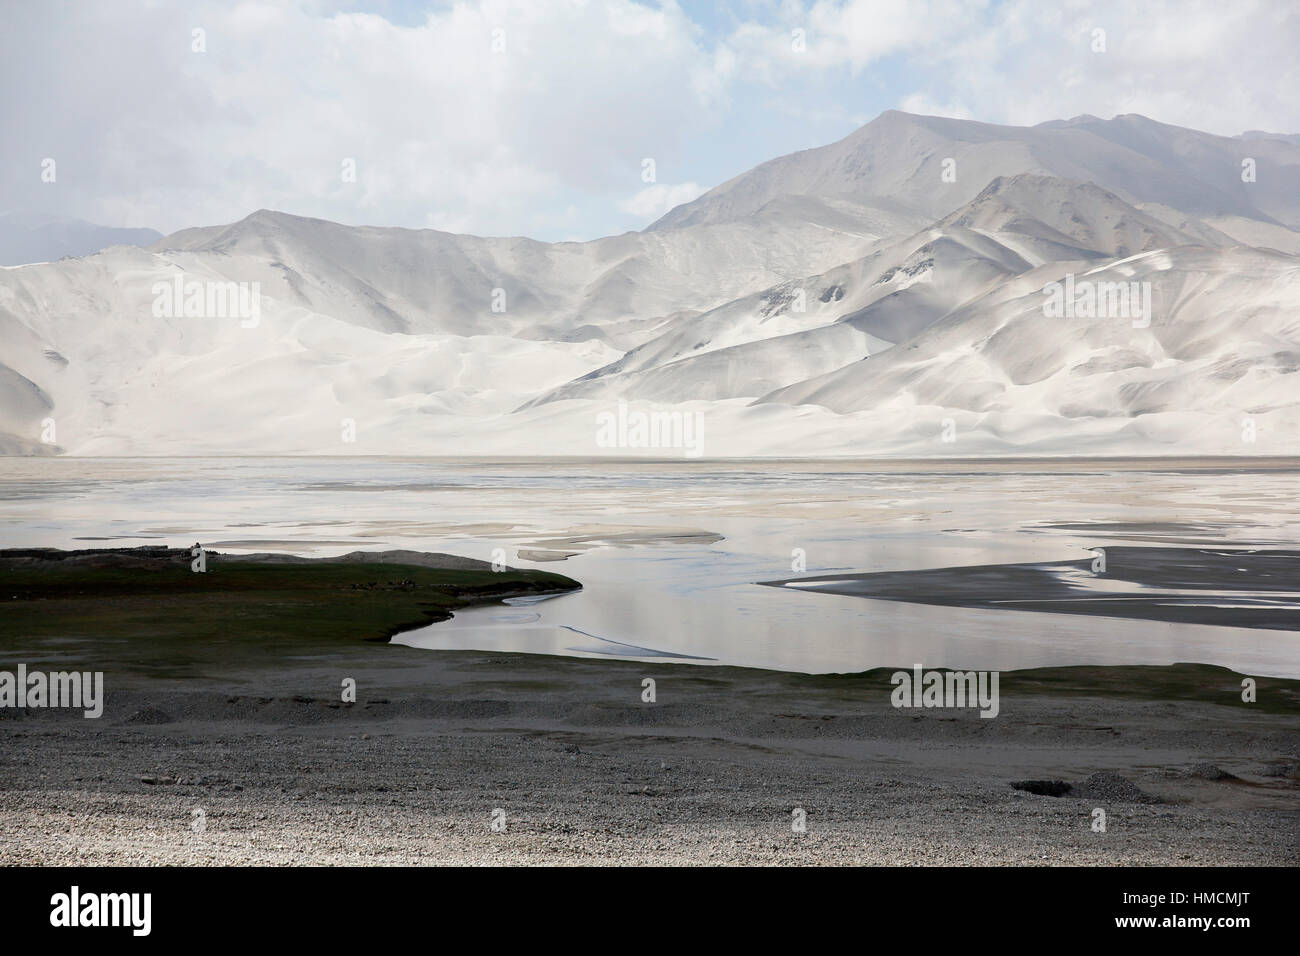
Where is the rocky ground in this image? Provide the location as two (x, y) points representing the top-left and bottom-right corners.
(1, 650), (1296, 865)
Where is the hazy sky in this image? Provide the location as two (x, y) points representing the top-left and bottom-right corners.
(4, 0), (1298, 240)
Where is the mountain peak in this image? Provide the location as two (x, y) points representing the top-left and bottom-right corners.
(648, 110), (1300, 234)
(240, 208), (298, 226)
(972, 173), (1116, 202)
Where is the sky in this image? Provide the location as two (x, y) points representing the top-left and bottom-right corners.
(3, 0), (1298, 241)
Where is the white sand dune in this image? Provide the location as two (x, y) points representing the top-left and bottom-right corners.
(2, 110), (1299, 457)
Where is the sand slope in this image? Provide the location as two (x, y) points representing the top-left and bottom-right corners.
(3, 111), (1300, 456)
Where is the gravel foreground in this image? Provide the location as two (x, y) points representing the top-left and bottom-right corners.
(1, 651), (1297, 866)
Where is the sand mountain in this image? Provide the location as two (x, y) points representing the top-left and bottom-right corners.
(524, 174), (1272, 408)
(652, 110), (1300, 232)
(2, 110), (1299, 456)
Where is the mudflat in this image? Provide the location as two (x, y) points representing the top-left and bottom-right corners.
(762, 546), (1300, 631)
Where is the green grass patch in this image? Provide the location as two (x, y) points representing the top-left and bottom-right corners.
(0, 557), (579, 676)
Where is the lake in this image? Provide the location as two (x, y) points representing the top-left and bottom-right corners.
(2, 456), (1298, 676)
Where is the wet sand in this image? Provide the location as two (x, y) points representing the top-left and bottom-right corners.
(762, 546), (1300, 631)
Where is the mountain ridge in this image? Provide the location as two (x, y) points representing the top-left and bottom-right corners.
(2, 109), (1299, 457)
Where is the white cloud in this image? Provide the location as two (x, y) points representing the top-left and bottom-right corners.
(896, 94), (974, 122)
(721, 0), (1299, 138)
(0, 0), (721, 237)
(618, 182), (706, 219)
(893, 0), (1300, 136)
(1, 0), (1296, 241)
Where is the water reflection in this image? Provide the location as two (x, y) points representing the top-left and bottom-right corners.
(3, 457), (1298, 676)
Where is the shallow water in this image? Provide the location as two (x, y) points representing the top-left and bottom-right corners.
(2, 457), (1298, 676)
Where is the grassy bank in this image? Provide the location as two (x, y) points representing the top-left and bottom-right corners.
(0, 547), (580, 676)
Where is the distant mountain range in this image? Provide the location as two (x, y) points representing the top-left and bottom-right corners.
(0, 213), (161, 267)
(2, 111), (1298, 456)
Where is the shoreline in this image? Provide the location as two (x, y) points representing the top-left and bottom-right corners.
(2, 545), (1296, 865)
(761, 545), (1300, 634)
(0, 546), (582, 673)
(8, 454), (1300, 469)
